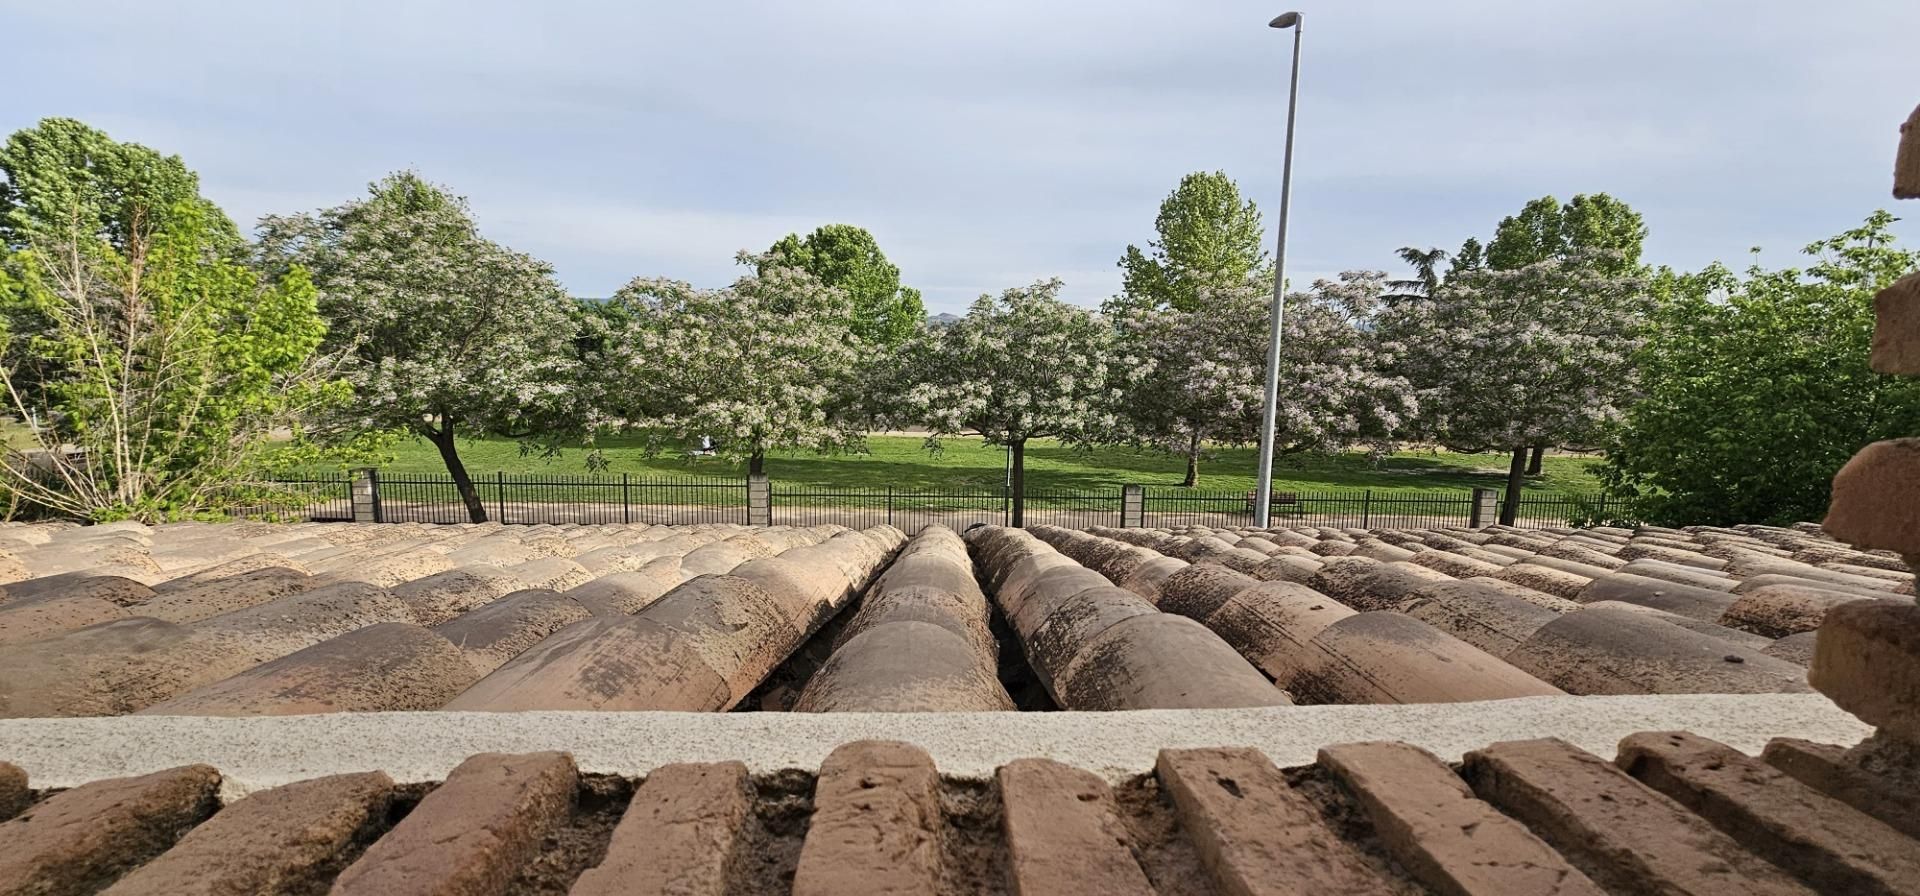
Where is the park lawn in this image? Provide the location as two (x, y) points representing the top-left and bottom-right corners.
(327, 434), (1605, 496)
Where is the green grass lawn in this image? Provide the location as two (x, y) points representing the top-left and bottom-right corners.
(313, 434), (1605, 496)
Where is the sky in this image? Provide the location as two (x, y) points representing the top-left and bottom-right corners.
(5, 1), (1918, 313)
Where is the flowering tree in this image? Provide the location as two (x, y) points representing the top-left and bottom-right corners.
(257, 173), (583, 522)
(887, 280), (1117, 525)
(1114, 273), (1416, 487)
(599, 256), (863, 475)
(1379, 256), (1650, 523)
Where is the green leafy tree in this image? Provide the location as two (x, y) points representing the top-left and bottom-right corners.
(1601, 212), (1920, 525)
(0, 203), (336, 521)
(887, 281), (1119, 525)
(1487, 193), (1646, 276)
(0, 117), (240, 255)
(1447, 237), (1487, 278)
(1117, 171), (1268, 312)
(764, 224), (923, 346)
(257, 173), (584, 523)
(600, 255), (863, 475)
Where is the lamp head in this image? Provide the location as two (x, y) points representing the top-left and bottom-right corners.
(1269, 12), (1301, 28)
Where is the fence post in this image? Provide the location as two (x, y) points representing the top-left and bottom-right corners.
(1469, 487), (1498, 529)
(1362, 489), (1372, 528)
(495, 471), (507, 524)
(621, 473), (631, 525)
(351, 468), (381, 523)
(886, 485), (895, 527)
(747, 474), (771, 526)
(1120, 484), (1144, 528)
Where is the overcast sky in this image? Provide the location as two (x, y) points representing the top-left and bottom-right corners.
(6, 1), (1918, 312)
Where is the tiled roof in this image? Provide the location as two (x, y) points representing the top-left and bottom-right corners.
(0, 517), (1911, 718)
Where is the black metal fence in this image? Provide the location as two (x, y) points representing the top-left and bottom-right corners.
(221, 473), (355, 522)
(765, 485), (1125, 530)
(768, 485), (1009, 531)
(1141, 488), (1483, 530)
(230, 470), (1625, 531)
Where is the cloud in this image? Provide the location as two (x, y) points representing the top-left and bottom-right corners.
(5, 0), (1918, 313)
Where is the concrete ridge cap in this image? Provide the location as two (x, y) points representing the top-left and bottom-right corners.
(1, 693), (1869, 799)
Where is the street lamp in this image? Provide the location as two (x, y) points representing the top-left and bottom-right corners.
(1252, 10), (1303, 528)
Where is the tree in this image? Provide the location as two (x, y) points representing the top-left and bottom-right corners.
(1447, 237), (1486, 278)
(764, 224), (923, 346)
(1488, 193), (1645, 276)
(1601, 213), (1920, 526)
(599, 256), (863, 475)
(1113, 273), (1416, 487)
(257, 173), (582, 523)
(1380, 256), (1650, 524)
(1386, 246), (1448, 303)
(1117, 171), (1268, 312)
(889, 281), (1118, 525)
(0, 202), (336, 521)
(0, 118), (241, 255)
(1485, 193), (1648, 475)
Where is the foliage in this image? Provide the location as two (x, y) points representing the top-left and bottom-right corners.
(0, 117), (240, 254)
(1112, 273), (1416, 485)
(1487, 193), (1646, 276)
(1601, 212), (1920, 526)
(0, 203), (337, 521)
(886, 281), (1118, 522)
(601, 255), (864, 475)
(1116, 171), (1268, 313)
(256, 172), (583, 522)
(765, 224), (923, 346)
(1380, 256), (1651, 454)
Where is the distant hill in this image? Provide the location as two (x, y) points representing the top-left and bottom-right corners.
(927, 312), (962, 327)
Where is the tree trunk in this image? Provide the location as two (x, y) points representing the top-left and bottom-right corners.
(749, 449), (765, 477)
(426, 420), (488, 523)
(1526, 445), (1545, 476)
(1499, 446), (1527, 526)
(1010, 438), (1026, 528)
(1182, 433), (1201, 488)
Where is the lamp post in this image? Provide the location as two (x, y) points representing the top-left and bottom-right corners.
(1252, 10), (1303, 528)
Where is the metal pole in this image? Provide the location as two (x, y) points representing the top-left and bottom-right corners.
(1253, 13), (1303, 527)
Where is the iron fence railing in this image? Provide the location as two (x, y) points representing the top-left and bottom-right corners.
(768, 484), (1011, 531)
(371, 473), (745, 526)
(227, 470), (1625, 532)
(221, 473), (355, 522)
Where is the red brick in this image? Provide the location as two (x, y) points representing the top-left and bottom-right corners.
(1462, 738), (1813, 896)
(1874, 273), (1920, 374)
(1807, 599), (1920, 740)
(1763, 738), (1920, 840)
(330, 751), (577, 896)
(0, 764), (220, 896)
(1823, 438), (1920, 558)
(0, 762), (25, 821)
(102, 771), (394, 896)
(1318, 741), (1604, 896)
(996, 759), (1153, 896)
(1155, 747), (1394, 896)
(792, 740), (943, 896)
(1619, 732), (1920, 895)
(570, 762), (752, 896)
